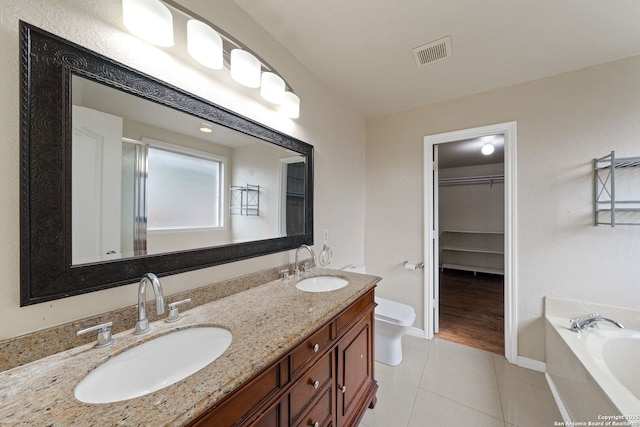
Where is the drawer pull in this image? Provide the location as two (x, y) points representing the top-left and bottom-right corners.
(312, 343), (319, 352)
(310, 422), (319, 427)
(339, 384), (347, 394)
(312, 380), (320, 389)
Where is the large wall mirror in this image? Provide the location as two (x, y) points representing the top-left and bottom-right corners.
(20, 22), (314, 306)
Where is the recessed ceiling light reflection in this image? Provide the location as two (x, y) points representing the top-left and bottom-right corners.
(481, 143), (495, 155)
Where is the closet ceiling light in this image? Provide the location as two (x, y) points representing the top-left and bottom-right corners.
(481, 143), (495, 155)
(122, 0), (174, 47)
(187, 20), (223, 70)
(230, 49), (261, 88)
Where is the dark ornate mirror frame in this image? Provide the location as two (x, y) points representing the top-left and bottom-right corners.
(19, 22), (314, 306)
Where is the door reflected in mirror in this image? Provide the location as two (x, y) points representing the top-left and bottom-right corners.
(71, 75), (306, 265)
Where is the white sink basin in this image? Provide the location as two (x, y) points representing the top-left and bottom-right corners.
(75, 327), (232, 404)
(296, 276), (349, 292)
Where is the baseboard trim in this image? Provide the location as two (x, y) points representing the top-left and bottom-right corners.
(406, 327), (426, 338)
(545, 372), (572, 423)
(515, 356), (546, 372)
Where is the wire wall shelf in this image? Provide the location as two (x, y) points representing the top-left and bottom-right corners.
(594, 151), (640, 226)
(230, 184), (260, 216)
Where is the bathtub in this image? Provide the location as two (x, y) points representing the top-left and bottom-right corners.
(545, 298), (640, 426)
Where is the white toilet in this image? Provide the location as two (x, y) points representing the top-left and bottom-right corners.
(374, 296), (416, 366)
(343, 265), (416, 366)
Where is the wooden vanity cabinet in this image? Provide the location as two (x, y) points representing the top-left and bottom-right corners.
(188, 289), (377, 427)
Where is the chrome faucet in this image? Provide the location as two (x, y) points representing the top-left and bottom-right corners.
(134, 273), (166, 335)
(570, 314), (624, 333)
(294, 244), (316, 278)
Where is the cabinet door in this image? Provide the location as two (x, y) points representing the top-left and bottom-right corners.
(336, 313), (376, 426)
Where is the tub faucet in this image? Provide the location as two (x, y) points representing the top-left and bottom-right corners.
(569, 314), (624, 333)
(134, 273), (166, 335)
(294, 244), (316, 278)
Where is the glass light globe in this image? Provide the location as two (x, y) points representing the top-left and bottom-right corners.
(230, 49), (261, 88)
(122, 0), (174, 47)
(187, 20), (223, 70)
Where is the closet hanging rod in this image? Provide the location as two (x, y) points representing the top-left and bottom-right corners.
(439, 174), (504, 186)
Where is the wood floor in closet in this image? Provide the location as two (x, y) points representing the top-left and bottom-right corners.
(437, 269), (504, 355)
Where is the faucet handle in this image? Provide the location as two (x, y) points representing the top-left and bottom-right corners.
(165, 299), (191, 323)
(280, 269), (290, 281)
(77, 321), (115, 348)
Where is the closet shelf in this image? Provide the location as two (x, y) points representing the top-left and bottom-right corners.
(441, 263), (504, 276)
(441, 229), (503, 234)
(441, 246), (504, 255)
(439, 230), (504, 276)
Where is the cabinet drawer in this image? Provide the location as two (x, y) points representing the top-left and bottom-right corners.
(336, 290), (374, 334)
(290, 324), (332, 374)
(294, 386), (334, 427)
(290, 350), (333, 420)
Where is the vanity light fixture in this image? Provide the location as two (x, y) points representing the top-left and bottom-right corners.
(481, 142), (495, 155)
(187, 19), (223, 70)
(122, 0), (174, 47)
(123, 0), (301, 118)
(260, 72), (286, 104)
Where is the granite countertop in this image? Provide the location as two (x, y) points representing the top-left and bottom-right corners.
(0, 268), (379, 426)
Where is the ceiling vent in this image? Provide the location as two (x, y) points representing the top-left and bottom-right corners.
(412, 36), (452, 66)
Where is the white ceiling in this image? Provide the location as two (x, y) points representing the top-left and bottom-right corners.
(234, 0), (640, 119)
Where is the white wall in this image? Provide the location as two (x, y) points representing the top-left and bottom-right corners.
(438, 164), (505, 232)
(365, 55), (640, 362)
(0, 0), (366, 339)
(230, 143), (287, 243)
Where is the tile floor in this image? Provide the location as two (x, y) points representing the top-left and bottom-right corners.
(360, 336), (562, 427)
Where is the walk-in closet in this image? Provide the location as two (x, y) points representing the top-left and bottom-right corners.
(436, 136), (505, 354)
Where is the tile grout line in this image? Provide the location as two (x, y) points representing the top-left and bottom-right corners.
(416, 341), (508, 423)
(492, 352), (508, 424)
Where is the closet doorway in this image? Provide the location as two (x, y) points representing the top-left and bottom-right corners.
(424, 122), (517, 363)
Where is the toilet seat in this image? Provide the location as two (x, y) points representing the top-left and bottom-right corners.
(375, 297), (415, 327)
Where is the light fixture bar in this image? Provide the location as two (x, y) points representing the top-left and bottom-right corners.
(161, 0), (294, 92)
